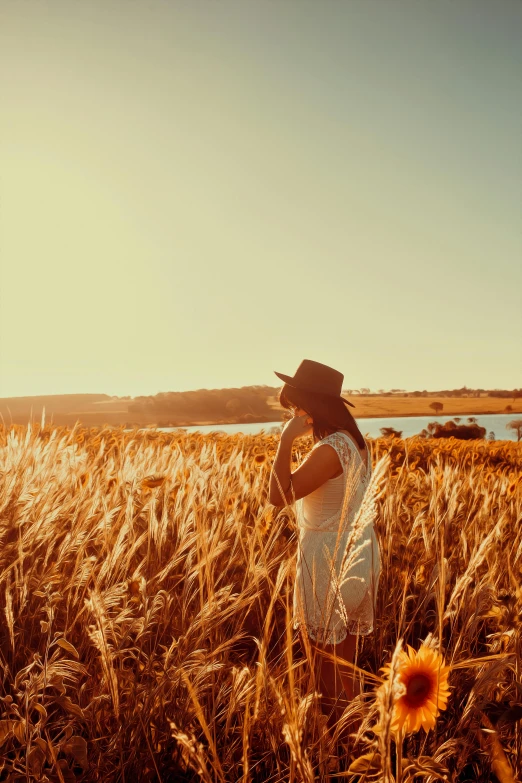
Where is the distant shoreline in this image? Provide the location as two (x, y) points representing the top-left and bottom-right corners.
(176, 410), (518, 427)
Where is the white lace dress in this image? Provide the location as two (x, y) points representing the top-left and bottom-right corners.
(293, 431), (381, 644)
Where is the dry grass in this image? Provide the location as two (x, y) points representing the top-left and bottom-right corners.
(0, 422), (521, 782)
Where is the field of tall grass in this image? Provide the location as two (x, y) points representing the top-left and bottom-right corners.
(0, 422), (521, 782)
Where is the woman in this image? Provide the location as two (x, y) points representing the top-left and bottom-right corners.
(268, 359), (382, 732)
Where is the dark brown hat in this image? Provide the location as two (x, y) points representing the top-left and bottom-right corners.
(274, 359), (355, 407)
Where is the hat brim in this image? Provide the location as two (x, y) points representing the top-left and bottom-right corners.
(274, 371), (296, 386)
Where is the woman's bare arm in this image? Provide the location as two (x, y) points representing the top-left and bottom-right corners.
(268, 435), (342, 506)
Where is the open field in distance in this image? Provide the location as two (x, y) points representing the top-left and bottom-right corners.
(0, 392), (520, 428)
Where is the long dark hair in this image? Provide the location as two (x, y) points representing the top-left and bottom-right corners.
(278, 383), (368, 453)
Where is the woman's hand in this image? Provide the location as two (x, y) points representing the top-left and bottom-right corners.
(281, 412), (313, 441)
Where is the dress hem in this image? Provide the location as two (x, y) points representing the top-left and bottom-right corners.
(293, 619), (374, 645)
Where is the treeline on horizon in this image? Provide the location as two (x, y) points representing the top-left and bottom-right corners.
(125, 385), (522, 403)
(128, 385), (277, 423)
(125, 385), (522, 423)
(0, 386), (520, 430)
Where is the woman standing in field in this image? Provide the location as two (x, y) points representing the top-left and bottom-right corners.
(268, 359), (382, 733)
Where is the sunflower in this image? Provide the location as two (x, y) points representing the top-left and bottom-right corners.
(375, 643), (452, 736)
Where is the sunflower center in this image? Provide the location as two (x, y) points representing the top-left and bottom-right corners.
(404, 673), (432, 708)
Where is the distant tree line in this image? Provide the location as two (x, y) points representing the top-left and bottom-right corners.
(128, 385), (277, 424)
(124, 384), (522, 427)
(375, 387), (522, 399)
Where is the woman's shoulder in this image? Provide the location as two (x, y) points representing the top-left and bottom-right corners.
(312, 430), (369, 469)
(313, 430), (357, 448)
(312, 431), (353, 460)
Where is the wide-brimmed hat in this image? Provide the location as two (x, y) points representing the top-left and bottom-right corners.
(274, 359), (355, 407)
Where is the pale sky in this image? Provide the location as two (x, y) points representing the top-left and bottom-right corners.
(1, 0), (521, 398)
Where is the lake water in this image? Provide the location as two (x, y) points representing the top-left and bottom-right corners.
(154, 413), (519, 442)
